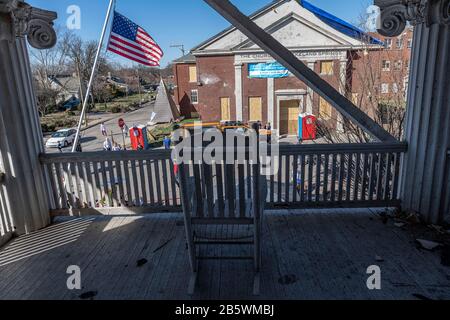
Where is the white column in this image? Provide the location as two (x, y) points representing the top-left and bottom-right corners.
(234, 63), (243, 121)
(267, 77), (275, 126)
(0, 1), (56, 235)
(306, 61), (315, 114)
(337, 59), (348, 132)
(376, 0), (450, 224)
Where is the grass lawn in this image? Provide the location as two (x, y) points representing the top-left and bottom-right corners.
(93, 93), (156, 113)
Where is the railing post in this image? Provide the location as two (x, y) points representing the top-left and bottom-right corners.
(0, 0), (57, 234)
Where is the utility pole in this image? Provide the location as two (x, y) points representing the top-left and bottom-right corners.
(136, 68), (142, 108)
(170, 44), (186, 57)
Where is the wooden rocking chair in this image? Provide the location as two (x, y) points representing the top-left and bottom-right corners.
(177, 145), (266, 296)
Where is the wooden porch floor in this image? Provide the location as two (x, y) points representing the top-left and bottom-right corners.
(0, 209), (449, 300)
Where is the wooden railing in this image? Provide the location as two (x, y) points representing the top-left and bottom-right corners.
(40, 150), (180, 216)
(40, 142), (407, 216)
(267, 143), (407, 208)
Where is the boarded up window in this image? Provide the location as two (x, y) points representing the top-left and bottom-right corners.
(319, 97), (332, 120)
(221, 97), (231, 120)
(320, 61), (334, 75)
(189, 66), (197, 83)
(249, 97), (263, 121)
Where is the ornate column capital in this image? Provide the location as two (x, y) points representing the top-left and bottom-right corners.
(0, 0), (57, 49)
(375, 0), (450, 37)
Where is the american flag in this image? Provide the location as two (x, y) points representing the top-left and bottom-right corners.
(107, 11), (163, 67)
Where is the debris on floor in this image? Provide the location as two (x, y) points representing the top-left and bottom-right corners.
(79, 291), (98, 300)
(416, 239), (441, 251)
(137, 258), (148, 267)
(441, 245), (450, 267)
(278, 274), (298, 285)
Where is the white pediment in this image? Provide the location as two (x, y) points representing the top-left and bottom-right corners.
(193, 0), (368, 53)
(235, 14), (350, 50)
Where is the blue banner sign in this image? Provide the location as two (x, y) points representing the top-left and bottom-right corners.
(248, 62), (290, 79)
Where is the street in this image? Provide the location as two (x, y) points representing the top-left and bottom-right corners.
(45, 102), (154, 153)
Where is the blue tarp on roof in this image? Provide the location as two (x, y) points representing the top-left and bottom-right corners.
(301, 0), (384, 45)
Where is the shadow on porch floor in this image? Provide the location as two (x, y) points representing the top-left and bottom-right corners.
(0, 209), (449, 300)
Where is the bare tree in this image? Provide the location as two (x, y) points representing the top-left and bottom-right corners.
(30, 28), (74, 116)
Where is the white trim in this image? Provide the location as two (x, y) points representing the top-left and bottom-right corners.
(234, 63), (243, 121)
(267, 77), (275, 125)
(276, 92), (306, 133)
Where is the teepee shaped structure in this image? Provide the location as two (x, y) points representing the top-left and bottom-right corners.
(151, 79), (181, 124)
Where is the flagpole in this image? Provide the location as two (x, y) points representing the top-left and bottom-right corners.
(71, 0), (116, 152)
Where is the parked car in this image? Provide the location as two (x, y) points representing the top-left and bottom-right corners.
(46, 129), (77, 148)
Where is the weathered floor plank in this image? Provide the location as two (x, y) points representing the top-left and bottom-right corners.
(0, 210), (449, 300)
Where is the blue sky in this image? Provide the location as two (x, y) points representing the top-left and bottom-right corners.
(28, 0), (372, 67)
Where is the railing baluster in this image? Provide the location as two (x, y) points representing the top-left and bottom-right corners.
(115, 160), (126, 207)
(155, 160), (163, 206)
(315, 154), (321, 202)
(346, 153), (353, 201)
(84, 161), (96, 208)
(138, 160), (147, 206)
(323, 154), (329, 202)
(215, 160), (225, 217)
(337, 154), (345, 202)
(293, 155), (298, 203)
(353, 153), (361, 201)
(108, 160), (118, 207)
(300, 154), (306, 202)
(376, 153), (385, 201)
(162, 159), (170, 207)
(270, 157), (275, 204)
(46, 163), (59, 209)
(277, 155), (283, 203)
(130, 160), (140, 206)
(100, 161), (111, 207)
(92, 161), (102, 207)
(69, 162), (80, 209)
(307, 154), (313, 202)
(285, 155), (290, 203)
(146, 160), (155, 205)
(169, 160), (178, 206)
(330, 154), (337, 202)
(361, 153), (369, 201)
(368, 153), (377, 201)
(383, 153), (393, 201)
(392, 152), (401, 200)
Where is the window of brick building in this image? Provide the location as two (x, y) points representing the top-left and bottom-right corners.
(319, 97), (332, 120)
(393, 83), (399, 94)
(189, 66), (197, 83)
(407, 39), (413, 48)
(191, 89), (198, 104)
(320, 61), (334, 75)
(381, 83), (389, 94)
(396, 38), (403, 49)
(352, 93), (359, 105)
(385, 39), (392, 49)
(382, 60), (391, 71)
(394, 60), (403, 71)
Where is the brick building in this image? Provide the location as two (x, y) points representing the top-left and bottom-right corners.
(173, 0), (390, 136)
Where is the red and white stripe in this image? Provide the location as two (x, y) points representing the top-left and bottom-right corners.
(108, 28), (163, 67)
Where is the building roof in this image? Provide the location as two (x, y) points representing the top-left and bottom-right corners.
(49, 75), (80, 94)
(173, 53), (196, 64)
(301, 0), (383, 45)
(191, 0), (383, 54)
(151, 79), (181, 124)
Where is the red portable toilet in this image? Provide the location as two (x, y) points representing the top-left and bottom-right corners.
(298, 113), (317, 141)
(130, 125), (149, 150)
